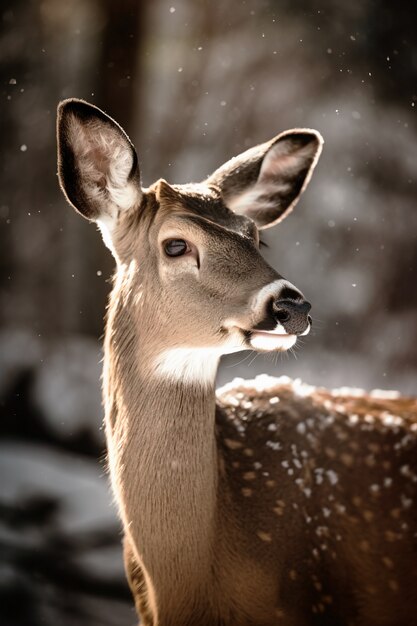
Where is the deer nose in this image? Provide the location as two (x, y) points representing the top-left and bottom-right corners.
(272, 297), (312, 335)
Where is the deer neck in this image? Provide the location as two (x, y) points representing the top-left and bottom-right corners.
(103, 287), (220, 606)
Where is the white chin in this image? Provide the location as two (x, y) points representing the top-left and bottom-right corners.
(249, 331), (297, 352)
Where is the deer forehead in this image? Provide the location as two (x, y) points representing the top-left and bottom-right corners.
(112, 185), (260, 260)
(152, 180), (259, 241)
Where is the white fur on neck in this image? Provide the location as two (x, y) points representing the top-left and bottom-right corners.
(97, 215), (118, 255)
(153, 348), (220, 386)
(153, 338), (244, 386)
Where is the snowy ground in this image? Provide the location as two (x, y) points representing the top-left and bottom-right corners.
(0, 332), (134, 626)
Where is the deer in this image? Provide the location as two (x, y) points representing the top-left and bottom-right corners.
(56, 98), (417, 626)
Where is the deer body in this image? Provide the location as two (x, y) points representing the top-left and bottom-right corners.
(105, 284), (417, 626)
(57, 99), (417, 626)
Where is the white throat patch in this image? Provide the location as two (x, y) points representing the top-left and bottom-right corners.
(153, 347), (221, 386)
(153, 337), (244, 385)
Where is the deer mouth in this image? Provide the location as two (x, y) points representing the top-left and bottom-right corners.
(246, 329), (298, 352)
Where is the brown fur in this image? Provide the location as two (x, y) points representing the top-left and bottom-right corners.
(57, 99), (417, 626)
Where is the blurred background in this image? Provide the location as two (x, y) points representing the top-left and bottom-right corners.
(1, 0), (416, 624)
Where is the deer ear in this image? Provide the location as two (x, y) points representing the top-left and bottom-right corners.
(207, 130), (323, 229)
(56, 99), (142, 224)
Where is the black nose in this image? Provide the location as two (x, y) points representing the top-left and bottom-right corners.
(272, 297), (312, 335)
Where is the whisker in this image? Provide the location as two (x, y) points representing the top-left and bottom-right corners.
(289, 346), (298, 360)
(226, 350), (253, 368)
(247, 350), (260, 368)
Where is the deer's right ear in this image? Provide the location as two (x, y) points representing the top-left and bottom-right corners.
(207, 130), (323, 229)
(56, 99), (142, 225)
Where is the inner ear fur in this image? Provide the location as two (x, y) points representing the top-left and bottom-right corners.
(57, 98), (142, 222)
(206, 129), (323, 229)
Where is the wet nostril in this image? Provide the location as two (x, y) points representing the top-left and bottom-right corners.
(275, 309), (291, 324)
(272, 297), (312, 333)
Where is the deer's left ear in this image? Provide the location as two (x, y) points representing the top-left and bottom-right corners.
(206, 129), (323, 229)
(57, 98), (142, 224)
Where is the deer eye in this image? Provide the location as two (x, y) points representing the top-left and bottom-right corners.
(164, 239), (189, 257)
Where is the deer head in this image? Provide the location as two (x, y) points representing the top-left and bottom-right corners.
(57, 99), (322, 381)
